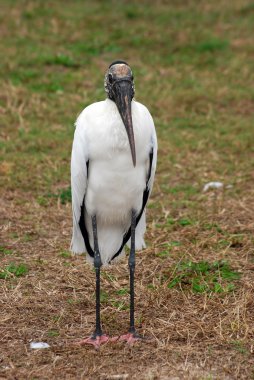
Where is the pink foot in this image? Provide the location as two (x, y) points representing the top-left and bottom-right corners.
(76, 334), (118, 349)
(119, 332), (144, 345)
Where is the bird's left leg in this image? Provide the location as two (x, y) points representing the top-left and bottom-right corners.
(77, 215), (116, 348)
(91, 214), (103, 340)
(119, 209), (143, 344)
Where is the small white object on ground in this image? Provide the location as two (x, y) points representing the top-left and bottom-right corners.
(30, 342), (50, 349)
(203, 182), (224, 192)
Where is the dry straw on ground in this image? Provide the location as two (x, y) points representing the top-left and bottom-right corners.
(1, 186), (254, 379)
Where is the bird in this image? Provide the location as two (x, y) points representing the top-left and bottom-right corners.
(71, 60), (157, 348)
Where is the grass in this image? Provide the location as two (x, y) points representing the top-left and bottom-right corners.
(0, 246), (14, 256)
(167, 260), (240, 293)
(47, 329), (60, 338)
(0, 0), (254, 379)
(0, 263), (28, 279)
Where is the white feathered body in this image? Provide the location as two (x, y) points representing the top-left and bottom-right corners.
(71, 98), (157, 265)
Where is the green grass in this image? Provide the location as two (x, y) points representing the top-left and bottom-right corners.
(231, 340), (248, 354)
(156, 217), (194, 229)
(0, 263), (29, 279)
(1, 0), (253, 196)
(167, 260), (241, 293)
(110, 300), (128, 311)
(58, 187), (72, 204)
(47, 329), (60, 337)
(0, 247), (14, 256)
(43, 53), (80, 68)
(116, 288), (129, 296)
(156, 241), (182, 257)
(59, 250), (72, 258)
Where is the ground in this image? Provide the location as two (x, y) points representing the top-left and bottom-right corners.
(0, 1), (254, 379)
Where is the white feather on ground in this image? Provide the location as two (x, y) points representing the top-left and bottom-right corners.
(30, 342), (50, 349)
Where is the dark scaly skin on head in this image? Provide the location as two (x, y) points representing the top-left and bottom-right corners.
(104, 61), (136, 166)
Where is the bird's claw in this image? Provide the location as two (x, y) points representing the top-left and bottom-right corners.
(76, 334), (118, 349)
(119, 332), (146, 345)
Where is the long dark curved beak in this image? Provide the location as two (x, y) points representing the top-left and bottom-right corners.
(113, 80), (136, 167)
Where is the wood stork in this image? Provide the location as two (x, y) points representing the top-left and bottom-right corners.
(71, 60), (157, 348)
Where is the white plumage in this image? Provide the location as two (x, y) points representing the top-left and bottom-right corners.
(71, 97), (157, 265)
(70, 62), (157, 346)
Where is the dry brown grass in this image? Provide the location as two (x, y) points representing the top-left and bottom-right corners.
(1, 185), (254, 379)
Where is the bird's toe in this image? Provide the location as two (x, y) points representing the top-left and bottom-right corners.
(76, 334), (118, 349)
(119, 332), (146, 345)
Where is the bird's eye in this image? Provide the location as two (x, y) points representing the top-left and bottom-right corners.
(108, 73), (113, 83)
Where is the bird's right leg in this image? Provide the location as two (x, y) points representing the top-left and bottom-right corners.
(77, 215), (116, 348)
(92, 214), (103, 339)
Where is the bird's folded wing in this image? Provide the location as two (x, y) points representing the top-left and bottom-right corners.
(110, 111), (157, 262)
(70, 113), (89, 254)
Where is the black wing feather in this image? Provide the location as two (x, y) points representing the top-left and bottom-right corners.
(79, 160), (94, 258)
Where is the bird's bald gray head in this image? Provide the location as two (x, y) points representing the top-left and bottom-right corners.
(104, 60), (136, 166)
(104, 60), (135, 100)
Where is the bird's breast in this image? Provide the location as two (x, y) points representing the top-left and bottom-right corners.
(85, 157), (146, 222)
(84, 99), (151, 222)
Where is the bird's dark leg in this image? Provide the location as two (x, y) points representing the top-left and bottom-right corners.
(91, 214), (103, 338)
(119, 209), (143, 344)
(77, 215), (117, 348)
(129, 209), (136, 334)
